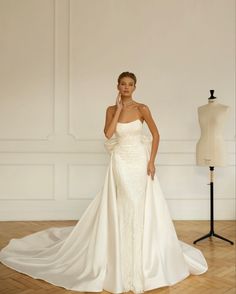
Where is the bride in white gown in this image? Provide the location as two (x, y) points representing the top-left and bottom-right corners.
(0, 72), (208, 293)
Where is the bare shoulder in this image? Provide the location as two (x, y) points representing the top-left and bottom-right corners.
(137, 103), (151, 113)
(137, 103), (154, 124)
(106, 104), (117, 114)
(110, 104), (117, 110)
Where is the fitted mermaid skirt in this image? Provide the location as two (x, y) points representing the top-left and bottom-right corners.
(0, 119), (208, 293)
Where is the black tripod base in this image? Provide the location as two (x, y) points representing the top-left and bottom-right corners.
(193, 231), (234, 245)
(194, 166), (234, 246)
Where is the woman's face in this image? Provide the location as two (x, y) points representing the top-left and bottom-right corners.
(117, 77), (136, 97)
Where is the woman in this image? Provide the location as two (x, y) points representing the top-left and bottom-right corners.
(104, 72), (159, 181)
(0, 71), (208, 293)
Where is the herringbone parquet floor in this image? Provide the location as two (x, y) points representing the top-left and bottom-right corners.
(0, 220), (235, 294)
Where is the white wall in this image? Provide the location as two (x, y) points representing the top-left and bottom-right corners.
(0, 0), (235, 220)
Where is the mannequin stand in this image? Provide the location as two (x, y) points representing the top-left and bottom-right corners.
(193, 166), (234, 245)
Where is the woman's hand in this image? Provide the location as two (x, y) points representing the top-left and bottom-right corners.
(147, 160), (156, 180)
(116, 92), (123, 112)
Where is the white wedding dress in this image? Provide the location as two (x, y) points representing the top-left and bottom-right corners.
(0, 119), (208, 293)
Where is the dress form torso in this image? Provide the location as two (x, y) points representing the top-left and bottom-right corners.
(196, 99), (230, 167)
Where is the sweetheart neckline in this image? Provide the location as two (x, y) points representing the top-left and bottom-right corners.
(117, 119), (143, 125)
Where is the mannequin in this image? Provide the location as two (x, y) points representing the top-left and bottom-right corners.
(196, 90), (230, 166)
(194, 90), (233, 245)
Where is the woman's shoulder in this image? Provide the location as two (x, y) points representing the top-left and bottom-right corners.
(137, 102), (147, 107)
(107, 104), (117, 112)
(136, 102), (150, 111)
(105, 105), (117, 117)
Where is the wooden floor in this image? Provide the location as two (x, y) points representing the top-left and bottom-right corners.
(0, 220), (235, 294)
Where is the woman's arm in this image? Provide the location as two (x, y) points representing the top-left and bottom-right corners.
(139, 104), (160, 163)
(104, 106), (122, 139)
(104, 93), (123, 139)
